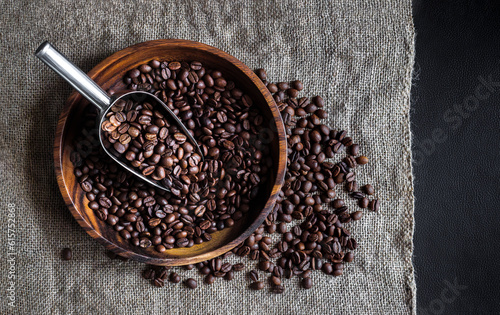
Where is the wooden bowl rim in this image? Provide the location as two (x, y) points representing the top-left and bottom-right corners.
(54, 39), (287, 265)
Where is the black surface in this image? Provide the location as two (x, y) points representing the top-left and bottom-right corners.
(412, 1), (500, 314)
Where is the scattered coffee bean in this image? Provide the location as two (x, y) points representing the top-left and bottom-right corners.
(369, 199), (380, 212)
(359, 197), (369, 208)
(301, 277), (312, 289)
(255, 69), (267, 81)
(233, 263), (245, 271)
(291, 80), (303, 91)
(184, 278), (197, 289)
(61, 248), (72, 260)
(204, 274), (215, 284)
(153, 278), (165, 287)
(362, 184), (374, 195)
(270, 275), (281, 286)
(356, 155), (369, 165)
(169, 272), (181, 283)
(224, 270), (234, 281)
(259, 260), (271, 271)
(250, 281), (265, 290)
(142, 268), (155, 280)
(332, 199), (345, 208)
(322, 263), (333, 275)
(249, 270), (259, 282)
(301, 270), (312, 278)
(351, 211), (363, 221)
(349, 144), (360, 156)
(344, 252), (355, 263)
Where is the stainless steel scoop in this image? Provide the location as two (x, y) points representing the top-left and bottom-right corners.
(35, 41), (204, 192)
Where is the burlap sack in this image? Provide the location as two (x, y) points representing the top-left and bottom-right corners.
(0, 1), (416, 314)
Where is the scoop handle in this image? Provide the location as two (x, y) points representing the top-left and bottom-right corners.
(35, 41), (111, 112)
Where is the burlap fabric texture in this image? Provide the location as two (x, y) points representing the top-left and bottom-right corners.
(0, 0), (416, 314)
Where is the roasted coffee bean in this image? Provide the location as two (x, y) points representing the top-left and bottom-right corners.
(142, 268), (155, 280)
(169, 272), (181, 283)
(89, 201), (99, 210)
(250, 281), (265, 290)
(139, 238), (152, 248)
(224, 270), (235, 281)
(221, 263), (232, 273)
(249, 270), (259, 282)
(287, 88), (299, 98)
(362, 184), (375, 195)
(200, 266), (211, 275)
(301, 270), (312, 278)
(359, 197), (369, 208)
(349, 144), (360, 156)
(351, 211), (363, 221)
(153, 278), (165, 287)
(149, 59), (161, 69)
(231, 263), (244, 271)
(259, 260), (271, 271)
(190, 61), (202, 70)
(176, 238), (189, 247)
(344, 252), (355, 263)
(351, 191), (364, 199)
(369, 199), (380, 211)
(332, 199), (345, 208)
(267, 83), (278, 93)
(277, 222), (287, 234)
(255, 69), (267, 81)
(272, 266), (283, 278)
(139, 64), (152, 73)
(345, 172), (355, 182)
(356, 155), (369, 165)
(322, 263), (333, 275)
(211, 258), (222, 272)
(347, 181), (359, 193)
(168, 61), (181, 70)
(128, 68), (140, 78)
(270, 275), (281, 286)
(106, 215), (119, 226)
(277, 82), (289, 91)
(291, 80), (303, 91)
(61, 248), (72, 260)
(344, 156), (357, 168)
(184, 278), (197, 289)
(205, 274), (215, 284)
(301, 277), (312, 289)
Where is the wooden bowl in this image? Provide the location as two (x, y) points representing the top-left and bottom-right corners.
(54, 39), (286, 266)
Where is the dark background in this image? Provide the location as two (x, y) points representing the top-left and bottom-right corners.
(412, 0), (500, 314)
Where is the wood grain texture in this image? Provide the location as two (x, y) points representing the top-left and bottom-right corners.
(54, 39), (287, 266)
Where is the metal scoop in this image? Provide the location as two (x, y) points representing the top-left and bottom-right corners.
(35, 41), (204, 192)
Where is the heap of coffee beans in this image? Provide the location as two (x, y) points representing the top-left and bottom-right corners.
(139, 68), (379, 291)
(71, 60), (272, 252)
(100, 98), (201, 184)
